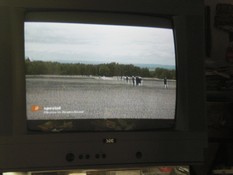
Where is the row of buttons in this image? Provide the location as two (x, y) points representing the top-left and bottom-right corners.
(66, 152), (142, 162)
(66, 153), (107, 162)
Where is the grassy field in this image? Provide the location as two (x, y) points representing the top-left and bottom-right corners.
(26, 76), (176, 120)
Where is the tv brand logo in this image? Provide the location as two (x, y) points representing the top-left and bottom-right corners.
(31, 105), (42, 112)
(103, 138), (116, 144)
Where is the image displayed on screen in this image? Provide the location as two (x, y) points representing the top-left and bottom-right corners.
(25, 22), (176, 131)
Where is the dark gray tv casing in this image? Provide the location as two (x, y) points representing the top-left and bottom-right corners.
(0, 0), (206, 171)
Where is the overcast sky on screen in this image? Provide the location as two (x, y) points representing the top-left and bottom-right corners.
(25, 22), (175, 65)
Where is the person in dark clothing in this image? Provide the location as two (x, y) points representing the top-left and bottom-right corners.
(136, 76), (139, 86)
(164, 77), (167, 88)
(135, 76), (142, 86)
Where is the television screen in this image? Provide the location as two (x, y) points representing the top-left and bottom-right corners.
(25, 22), (176, 132)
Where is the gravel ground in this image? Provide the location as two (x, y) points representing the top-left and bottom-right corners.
(26, 76), (176, 120)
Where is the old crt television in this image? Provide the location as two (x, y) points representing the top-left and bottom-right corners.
(0, 0), (206, 171)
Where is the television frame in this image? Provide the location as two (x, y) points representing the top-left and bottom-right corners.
(0, 0), (206, 172)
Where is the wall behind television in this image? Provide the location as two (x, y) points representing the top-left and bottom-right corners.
(205, 0), (233, 62)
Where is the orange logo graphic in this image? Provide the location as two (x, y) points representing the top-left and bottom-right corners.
(31, 105), (42, 112)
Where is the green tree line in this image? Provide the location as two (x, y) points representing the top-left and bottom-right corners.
(25, 58), (176, 79)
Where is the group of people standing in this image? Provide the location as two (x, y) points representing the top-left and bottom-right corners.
(124, 76), (142, 86)
(122, 76), (169, 88)
(132, 76), (142, 86)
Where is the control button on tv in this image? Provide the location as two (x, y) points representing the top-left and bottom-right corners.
(66, 153), (75, 162)
(136, 152), (142, 159)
